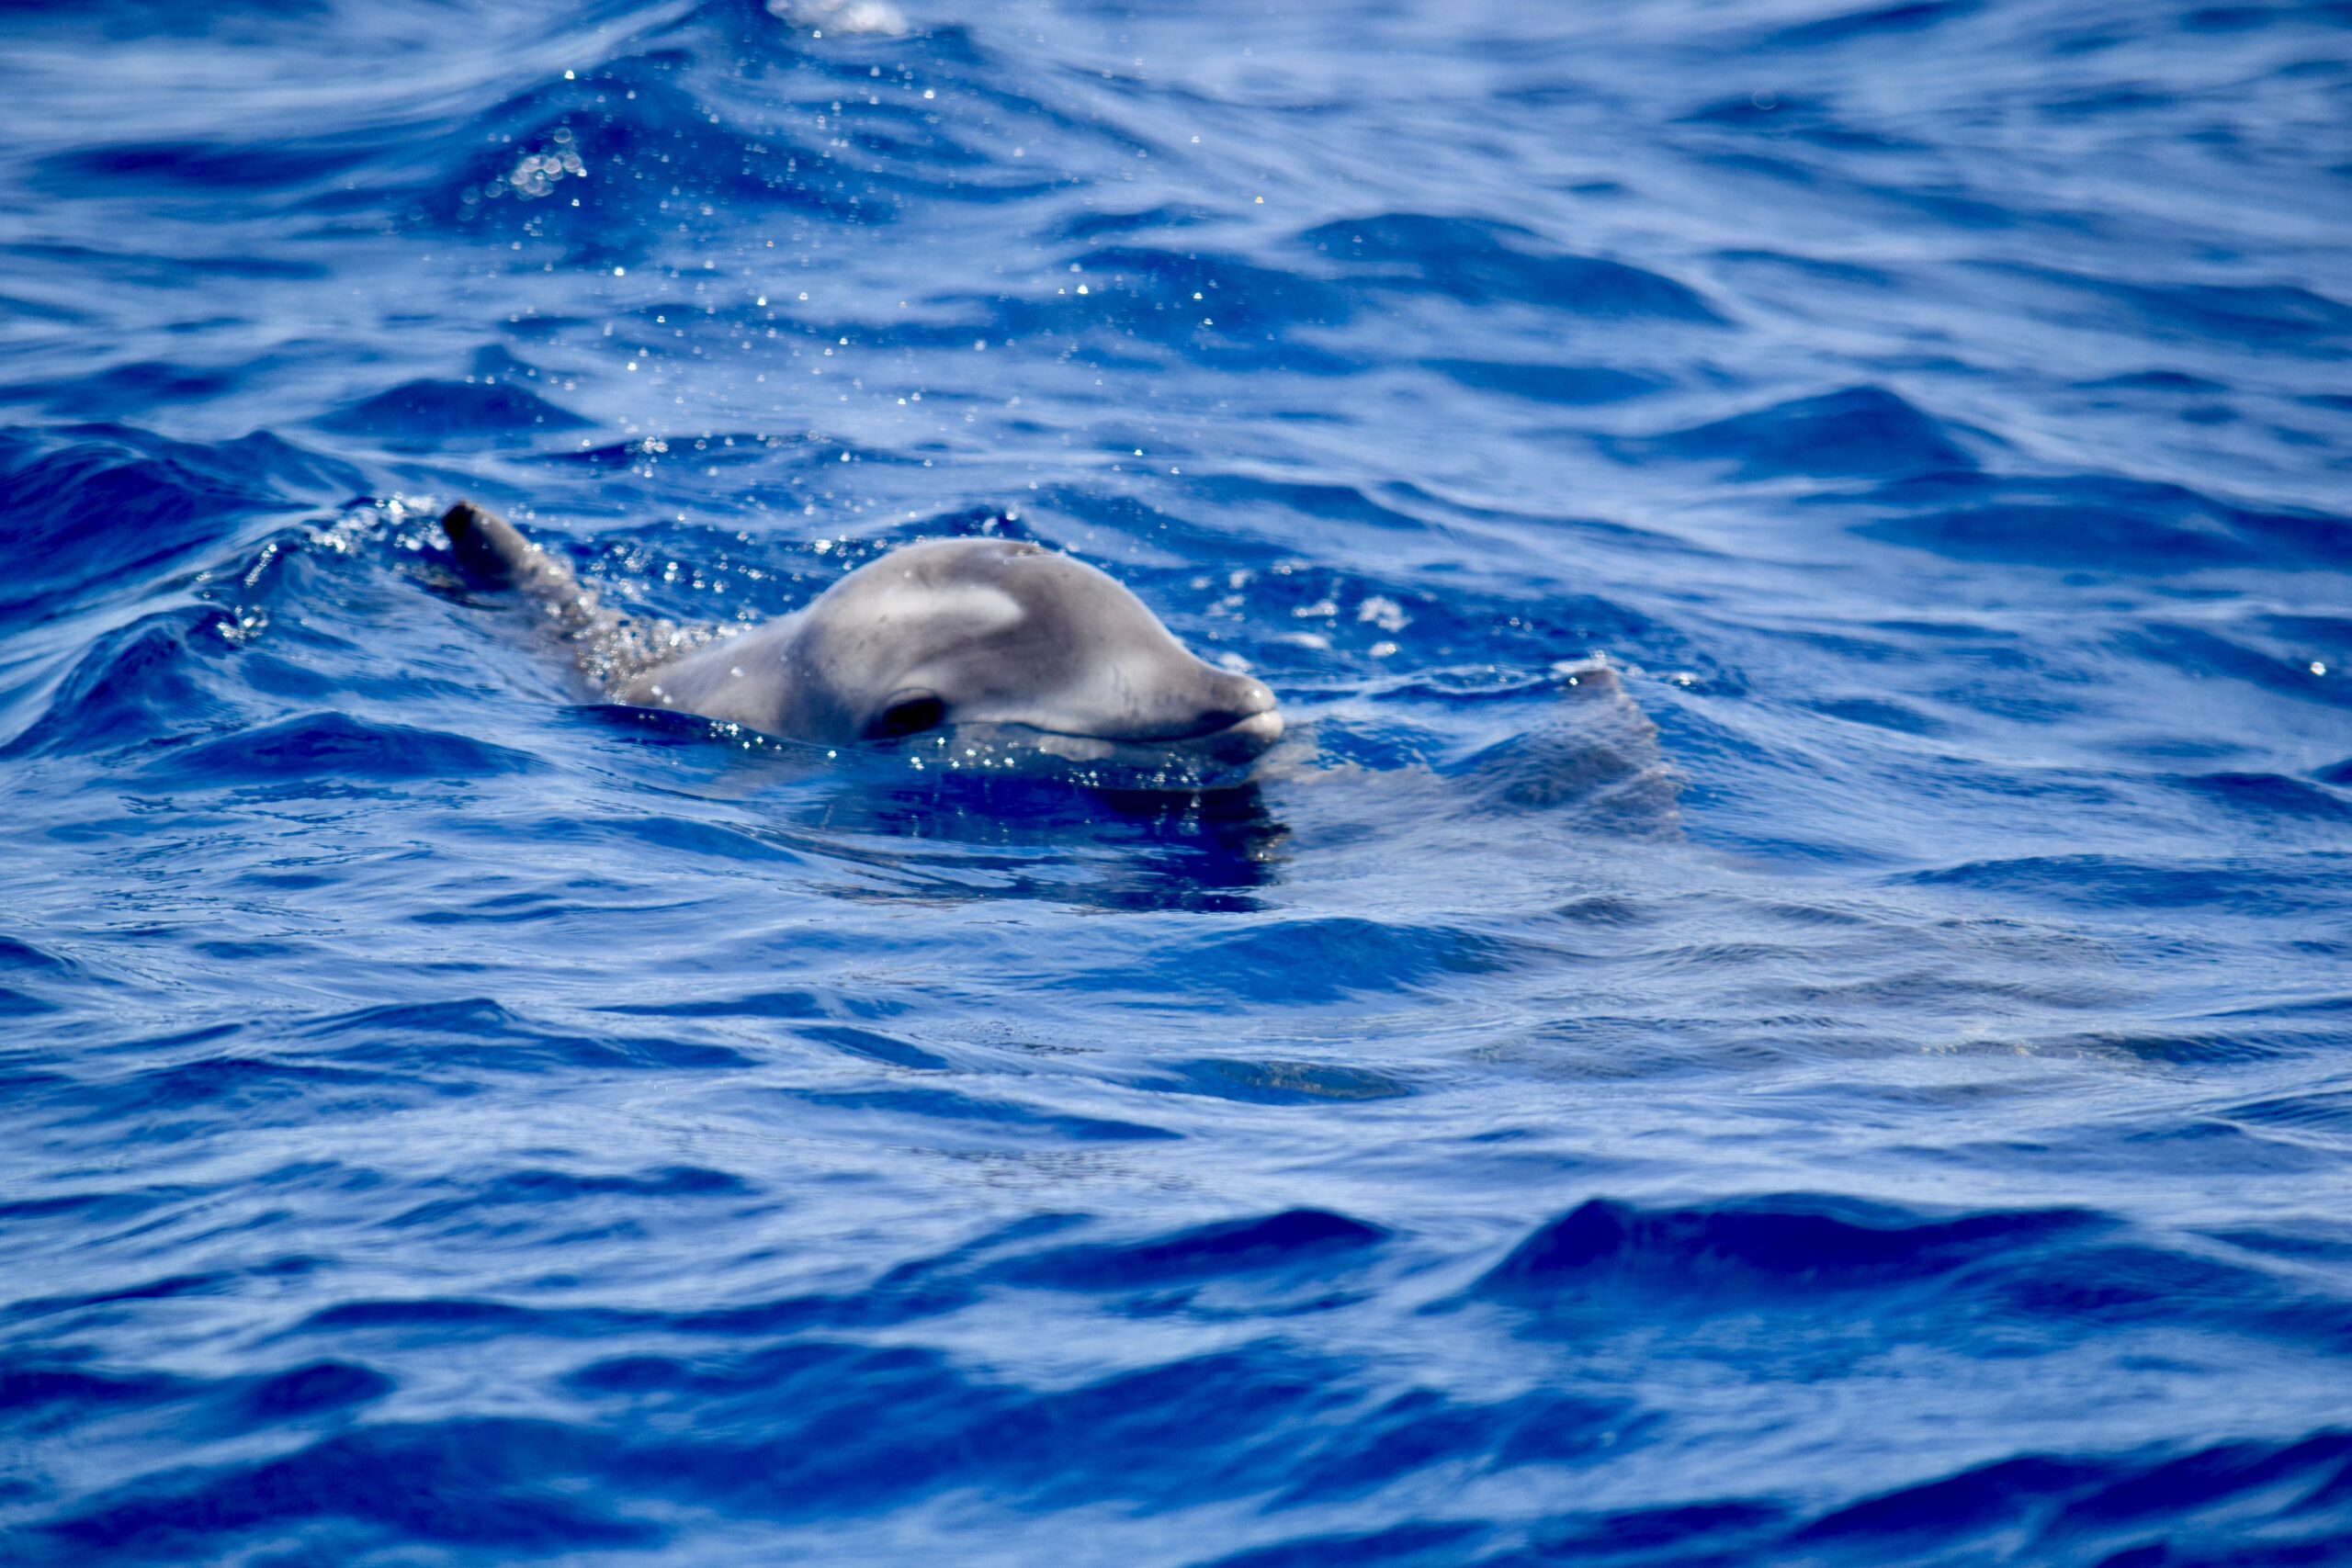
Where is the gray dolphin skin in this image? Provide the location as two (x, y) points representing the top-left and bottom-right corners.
(441, 502), (1283, 783)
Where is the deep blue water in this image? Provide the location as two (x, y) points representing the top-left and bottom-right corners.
(5, 0), (2352, 1562)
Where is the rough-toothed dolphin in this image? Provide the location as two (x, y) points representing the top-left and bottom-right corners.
(440, 502), (1283, 785)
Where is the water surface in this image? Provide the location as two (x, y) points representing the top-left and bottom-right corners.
(4, 1), (2351, 1563)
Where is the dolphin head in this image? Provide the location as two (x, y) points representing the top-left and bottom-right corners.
(790, 537), (1282, 783)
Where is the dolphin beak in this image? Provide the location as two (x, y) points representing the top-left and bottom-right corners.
(1232, 674), (1277, 716)
(1224, 706), (1284, 748)
(1200, 674), (1283, 752)
(995, 671), (1283, 760)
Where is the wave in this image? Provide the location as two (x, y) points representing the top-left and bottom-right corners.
(1301, 215), (1722, 321)
(1621, 386), (1977, 480)
(316, 378), (590, 446)
(0, 425), (353, 615)
(4, 1), (2351, 1563)
(1478, 1194), (2103, 1295)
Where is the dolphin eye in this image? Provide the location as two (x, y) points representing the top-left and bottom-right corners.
(866, 691), (946, 740)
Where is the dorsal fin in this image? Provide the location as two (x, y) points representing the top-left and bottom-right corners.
(440, 501), (705, 692)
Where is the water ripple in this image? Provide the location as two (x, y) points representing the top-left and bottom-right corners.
(3, 0), (2348, 1562)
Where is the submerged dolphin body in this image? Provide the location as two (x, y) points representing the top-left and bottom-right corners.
(440, 502), (1283, 785)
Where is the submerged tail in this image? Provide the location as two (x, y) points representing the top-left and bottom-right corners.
(440, 501), (698, 692)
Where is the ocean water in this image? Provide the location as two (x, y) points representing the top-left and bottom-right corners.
(4, 0), (2351, 1562)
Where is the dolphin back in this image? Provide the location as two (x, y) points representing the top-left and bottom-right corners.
(440, 502), (703, 694)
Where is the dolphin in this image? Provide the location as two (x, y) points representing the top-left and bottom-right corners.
(439, 502), (1283, 785)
